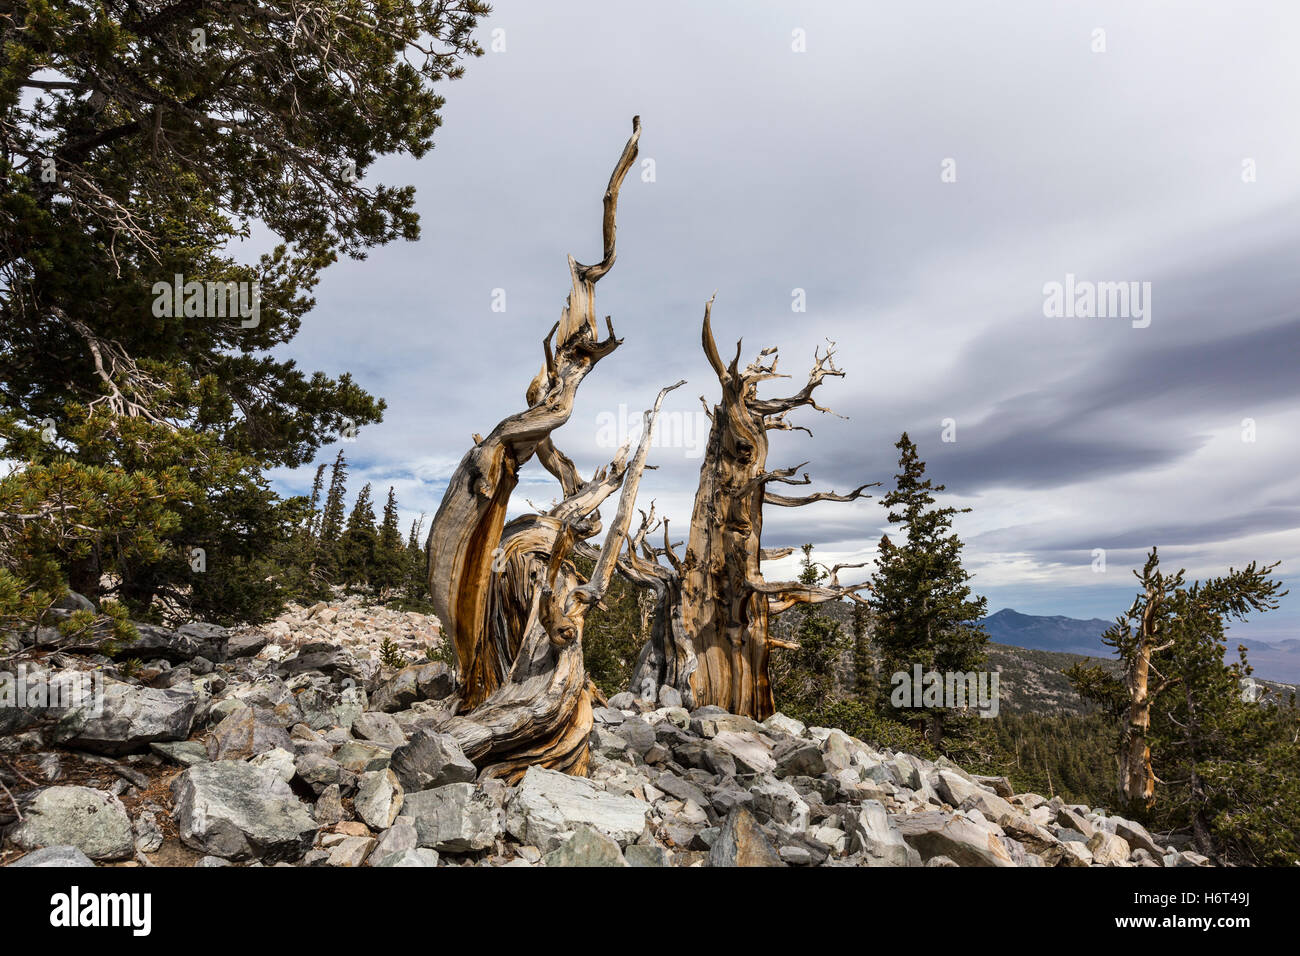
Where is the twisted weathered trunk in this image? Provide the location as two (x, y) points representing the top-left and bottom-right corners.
(425, 118), (663, 780)
(631, 298), (873, 717)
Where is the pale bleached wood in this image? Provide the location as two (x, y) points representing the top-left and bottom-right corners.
(426, 118), (658, 780)
(629, 298), (877, 718)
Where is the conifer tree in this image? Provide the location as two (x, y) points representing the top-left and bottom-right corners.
(316, 452), (349, 579)
(372, 487), (406, 593)
(0, 2), (486, 623)
(405, 515), (428, 600)
(870, 432), (988, 745)
(1069, 548), (1297, 862)
(770, 545), (851, 715)
(338, 483), (378, 586)
(306, 463), (329, 538)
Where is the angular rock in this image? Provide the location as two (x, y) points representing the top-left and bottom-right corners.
(8, 845), (96, 867)
(615, 716), (656, 757)
(779, 845), (814, 865)
(400, 783), (503, 853)
(134, 811), (163, 853)
(657, 686), (683, 709)
(625, 844), (670, 867)
(8, 787), (133, 860)
(325, 835), (375, 867)
(1054, 806), (1095, 838)
(314, 785), (346, 826)
(773, 739), (826, 779)
(293, 753), (348, 795)
(374, 847), (440, 867)
(973, 775), (1015, 799)
(1113, 817), (1162, 857)
(711, 730), (776, 774)
(171, 760), (320, 862)
(63, 681), (197, 755)
(892, 811), (1014, 867)
(355, 769), (404, 830)
(293, 681), (365, 731)
(369, 662), (454, 713)
(174, 622), (230, 662)
(150, 740), (210, 767)
(333, 739), (393, 773)
(1087, 830), (1131, 865)
(227, 632), (268, 659)
(543, 824), (629, 867)
(249, 747), (296, 782)
(590, 725), (630, 759)
(506, 765), (651, 852)
(369, 819), (418, 862)
(850, 799), (917, 866)
(389, 729), (476, 793)
(112, 623), (204, 664)
(352, 711), (407, 747)
(706, 808), (784, 867)
(207, 705), (292, 761)
(690, 711), (761, 739)
(761, 712), (807, 738)
(748, 779), (811, 832)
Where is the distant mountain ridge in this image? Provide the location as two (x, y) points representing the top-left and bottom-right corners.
(981, 608), (1300, 684)
(979, 608), (1114, 656)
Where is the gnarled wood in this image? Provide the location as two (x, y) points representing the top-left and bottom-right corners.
(630, 297), (876, 717)
(425, 118), (655, 780)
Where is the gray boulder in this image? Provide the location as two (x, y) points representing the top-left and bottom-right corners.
(7, 845), (96, 867)
(7, 787), (133, 860)
(355, 769), (404, 830)
(543, 824), (629, 867)
(352, 711), (407, 747)
(400, 783), (503, 853)
(171, 760), (319, 862)
(850, 799), (918, 866)
(63, 681), (197, 755)
(1113, 816), (1162, 856)
(706, 808), (784, 867)
(506, 765), (651, 852)
(368, 662), (455, 713)
(892, 811), (1015, 867)
(207, 704), (292, 760)
(374, 847), (440, 867)
(389, 729), (476, 793)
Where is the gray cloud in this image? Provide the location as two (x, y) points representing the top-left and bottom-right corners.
(270, 0), (1300, 643)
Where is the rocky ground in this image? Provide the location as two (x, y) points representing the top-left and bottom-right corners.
(0, 594), (1210, 868)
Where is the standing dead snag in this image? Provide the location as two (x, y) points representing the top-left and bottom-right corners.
(425, 117), (656, 779)
(630, 297), (874, 719)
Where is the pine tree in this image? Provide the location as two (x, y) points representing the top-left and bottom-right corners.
(316, 452), (349, 579)
(338, 483), (378, 587)
(0, 3), (486, 624)
(770, 545), (851, 717)
(371, 487), (406, 594)
(405, 515), (429, 601)
(870, 432), (988, 746)
(1068, 548), (1297, 863)
(306, 463), (329, 537)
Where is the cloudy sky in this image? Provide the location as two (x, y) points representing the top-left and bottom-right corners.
(268, 0), (1300, 642)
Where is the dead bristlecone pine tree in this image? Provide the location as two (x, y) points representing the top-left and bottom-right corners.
(425, 116), (682, 781)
